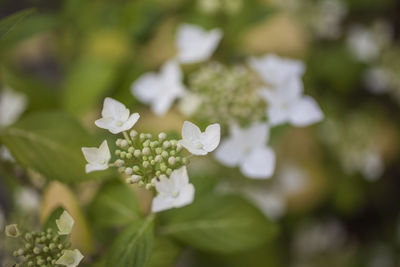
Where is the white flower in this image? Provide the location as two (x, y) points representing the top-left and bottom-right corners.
(151, 166), (195, 212)
(56, 210), (74, 235)
(179, 121), (220, 156)
(55, 249), (84, 267)
(259, 79), (324, 127)
(15, 187), (40, 212)
(81, 140), (111, 173)
(215, 123), (276, 179)
(131, 60), (185, 116)
(249, 54), (305, 86)
(0, 87), (27, 129)
(95, 97), (140, 134)
(176, 23), (223, 64)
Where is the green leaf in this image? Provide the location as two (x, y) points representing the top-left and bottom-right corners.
(43, 206), (65, 232)
(159, 194), (278, 253)
(107, 215), (155, 267)
(146, 237), (181, 267)
(63, 57), (118, 115)
(0, 8), (35, 40)
(0, 111), (109, 183)
(89, 180), (142, 228)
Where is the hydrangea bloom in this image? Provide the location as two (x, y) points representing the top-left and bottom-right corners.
(81, 140), (111, 173)
(56, 210), (75, 235)
(179, 121), (220, 155)
(176, 23), (223, 64)
(131, 60), (185, 116)
(151, 166), (195, 212)
(95, 97), (140, 134)
(215, 123), (275, 179)
(55, 249), (84, 267)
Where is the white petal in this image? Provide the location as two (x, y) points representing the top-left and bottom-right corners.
(267, 105), (290, 126)
(98, 140), (111, 162)
(178, 139), (207, 155)
(151, 195), (176, 213)
(101, 97), (127, 119)
(201, 123), (220, 152)
(240, 147), (276, 179)
(81, 147), (101, 164)
(288, 96), (324, 126)
(154, 176), (174, 195)
(85, 163), (108, 173)
(131, 72), (161, 103)
(55, 249), (84, 267)
(241, 123), (270, 148)
(121, 113), (140, 132)
(94, 117), (114, 131)
(56, 211), (74, 235)
(214, 138), (245, 167)
(174, 183), (195, 208)
(178, 92), (202, 116)
(180, 121), (203, 154)
(0, 88), (27, 129)
(176, 24), (223, 64)
(170, 166), (189, 188)
(249, 54), (305, 86)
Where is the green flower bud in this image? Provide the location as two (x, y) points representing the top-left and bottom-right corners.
(166, 168), (172, 175)
(142, 147), (150, 155)
(133, 165), (140, 172)
(5, 224), (20, 238)
(142, 161), (149, 168)
(115, 159), (124, 167)
(138, 181), (145, 187)
(145, 184), (152, 190)
(155, 147), (162, 154)
(128, 147), (135, 153)
(33, 247), (40, 254)
(168, 157), (176, 166)
(139, 133), (146, 140)
(158, 132), (167, 141)
(120, 151), (126, 158)
(163, 141), (171, 148)
(125, 167), (133, 175)
(126, 153), (132, 159)
(134, 150), (141, 157)
(115, 149), (121, 156)
(130, 130), (138, 138)
(161, 151), (169, 158)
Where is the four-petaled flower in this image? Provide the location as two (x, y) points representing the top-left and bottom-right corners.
(55, 249), (84, 267)
(56, 210), (75, 235)
(176, 23), (223, 64)
(132, 60), (186, 116)
(82, 140), (111, 173)
(259, 79), (324, 127)
(151, 166), (195, 212)
(95, 97), (140, 134)
(179, 121), (220, 156)
(215, 123), (276, 179)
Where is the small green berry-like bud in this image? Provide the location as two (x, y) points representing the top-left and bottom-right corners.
(17, 249), (24, 256)
(28, 261), (34, 266)
(130, 130), (138, 138)
(182, 157), (188, 164)
(120, 140), (128, 148)
(43, 246), (49, 253)
(139, 133), (146, 140)
(46, 228), (53, 234)
(168, 157), (176, 166)
(116, 139), (121, 146)
(155, 155), (162, 162)
(49, 243), (56, 250)
(143, 140), (150, 147)
(133, 165), (140, 172)
(142, 161), (150, 168)
(176, 143), (183, 151)
(126, 153), (132, 159)
(170, 150), (176, 156)
(142, 147), (150, 155)
(146, 133), (152, 139)
(115, 159), (124, 167)
(134, 149), (141, 157)
(163, 141), (171, 148)
(118, 167), (126, 173)
(128, 147), (135, 153)
(25, 243), (32, 249)
(161, 151), (169, 158)
(25, 233), (32, 240)
(145, 184), (152, 190)
(138, 181), (145, 187)
(155, 147), (162, 154)
(170, 140), (178, 147)
(166, 168), (172, 175)
(33, 247), (40, 254)
(160, 164), (167, 172)
(125, 167), (133, 175)
(158, 132), (167, 141)
(120, 151), (127, 158)
(115, 149), (121, 156)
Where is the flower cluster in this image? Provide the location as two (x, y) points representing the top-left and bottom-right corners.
(82, 97), (220, 212)
(130, 23), (324, 180)
(185, 62), (265, 128)
(5, 211), (83, 267)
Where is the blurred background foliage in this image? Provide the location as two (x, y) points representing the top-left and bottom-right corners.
(0, 0), (400, 266)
